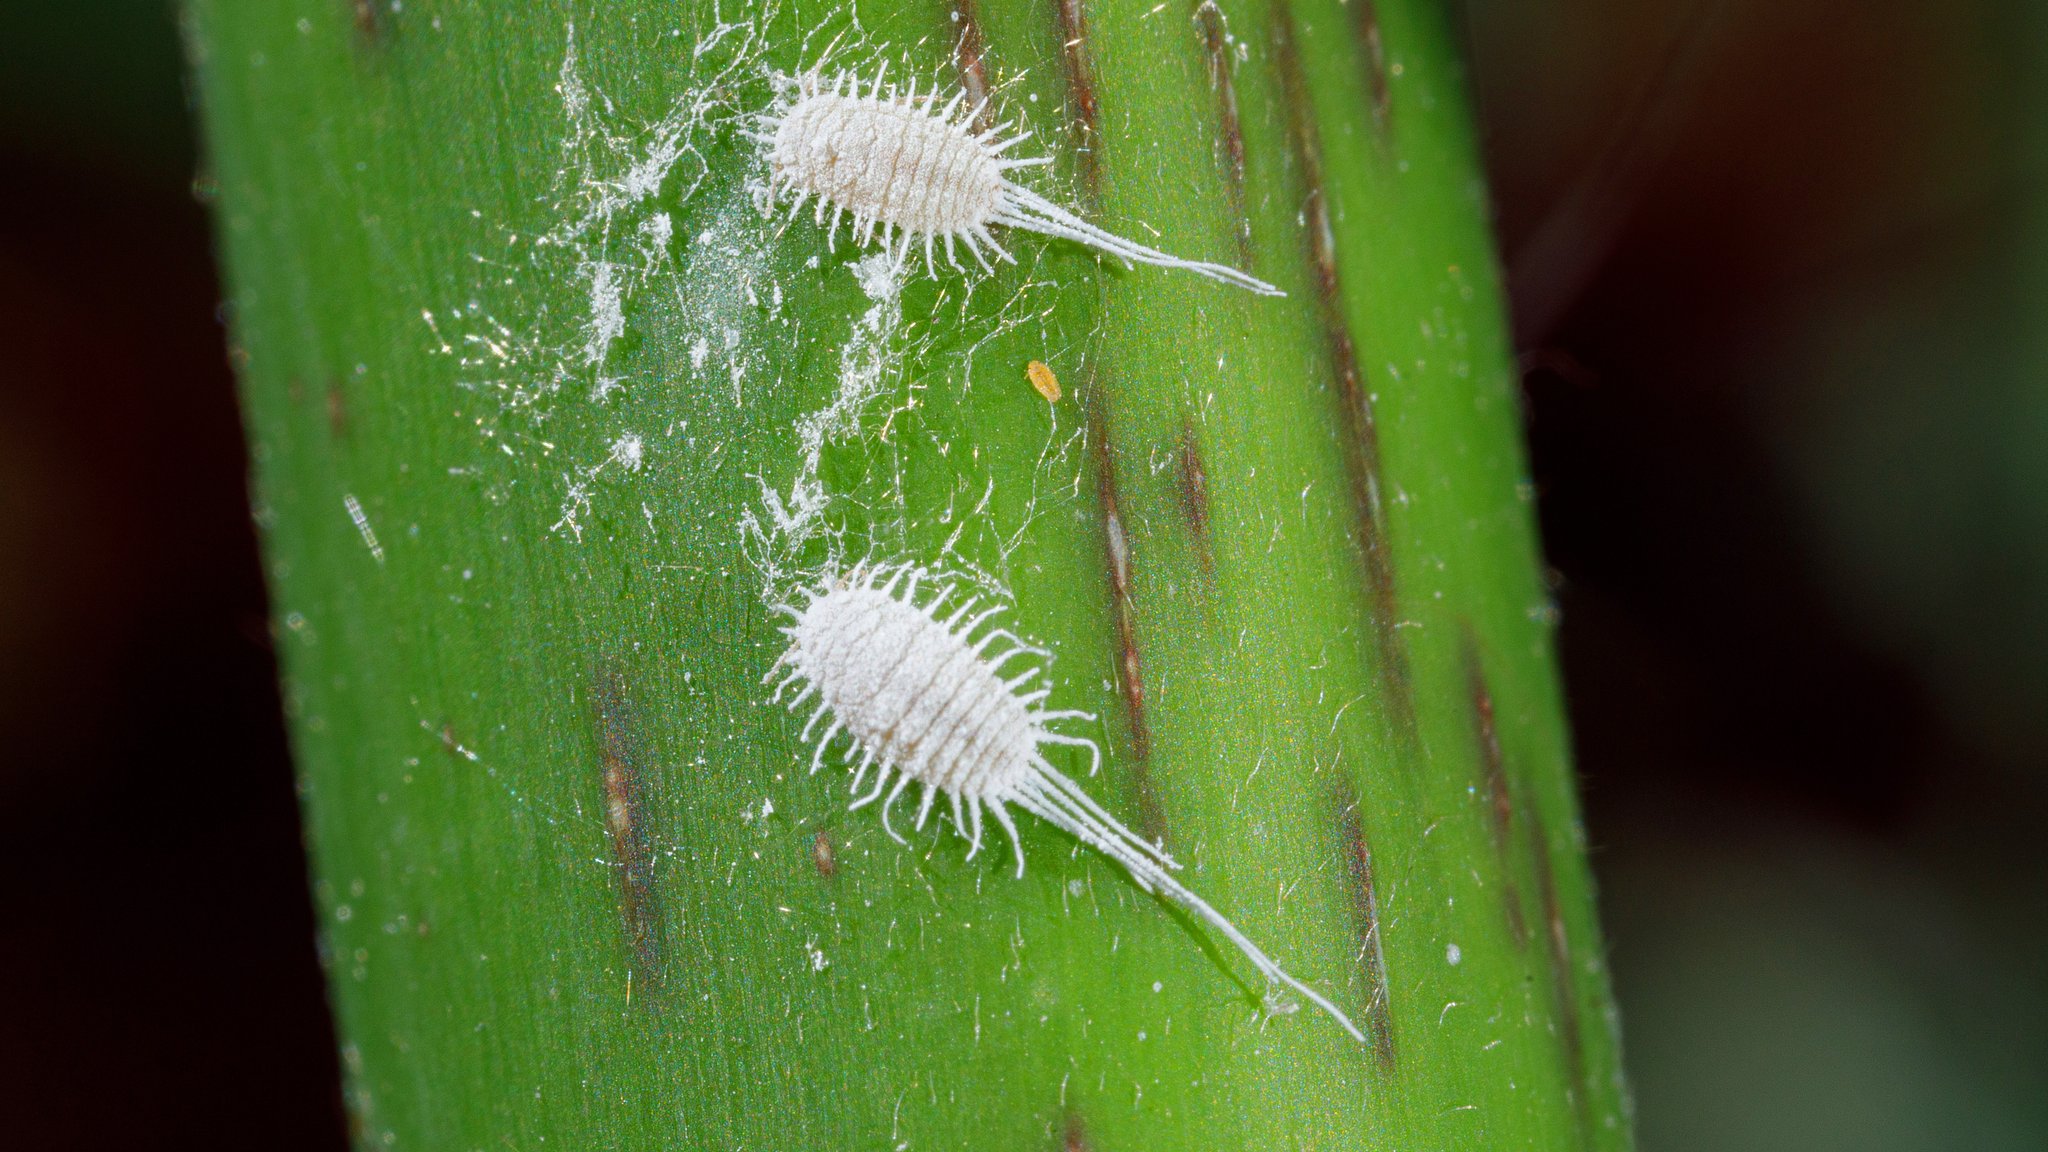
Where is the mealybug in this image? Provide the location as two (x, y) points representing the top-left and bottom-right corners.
(765, 562), (1363, 1043)
(753, 61), (1282, 295)
(1026, 359), (1061, 403)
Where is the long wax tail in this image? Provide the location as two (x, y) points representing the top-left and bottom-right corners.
(997, 187), (1285, 297)
(1012, 763), (1367, 1044)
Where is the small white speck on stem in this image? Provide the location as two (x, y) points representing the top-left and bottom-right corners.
(343, 494), (385, 564)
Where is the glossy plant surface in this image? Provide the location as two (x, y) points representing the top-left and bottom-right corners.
(188, 0), (1631, 1147)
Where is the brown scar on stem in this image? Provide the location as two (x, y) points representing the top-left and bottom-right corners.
(285, 374), (346, 439)
(1087, 387), (1167, 844)
(1273, 0), (1417, 740)
(949, 0), (997, 134)
(1528, 806), (1595, 1145)
(1174, 417), (1215, 574)
(325, 378), (349, 438)
(349, 0), (388, 44)
(812, 829), (838, 878)
(1463, 625), (1529, 946)
(1054, 0), (1103, 202)
(1334, 780), (1399, 1070)
(592, 664), (665, 999)
(1344, 0), (1393, 136)
(1193, 0), (1255, 266)
(1061, 1111), (1091, 1152)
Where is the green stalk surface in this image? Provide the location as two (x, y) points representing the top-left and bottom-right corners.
(187, 0), (1632, 1147)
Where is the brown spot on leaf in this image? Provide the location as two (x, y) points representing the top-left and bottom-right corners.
(1194, 0), (1255, 265)
(1088, 388), (1166, 843)
(1054, 0), (1102, 201)
(1333, 781), (1398, 1071)
(812, 830), (837, 878)
(1273, 1), (1415, 739)
(593, 665), (664, 999)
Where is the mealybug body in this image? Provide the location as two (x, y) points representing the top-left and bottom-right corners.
(1026, 359), (1061, 402)
(766, 562), (1362, 1042)
(755, 63), (1282, 295)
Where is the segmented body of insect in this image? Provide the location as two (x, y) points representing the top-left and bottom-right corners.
(753, 61), (1282, 295)
(765, 562), (1362, 1042)
(1026, 359), (1061, 402)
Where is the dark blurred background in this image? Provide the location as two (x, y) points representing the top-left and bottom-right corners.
(1, 1), (2041, 1148)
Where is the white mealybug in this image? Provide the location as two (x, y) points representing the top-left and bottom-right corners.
(752, 61), (1283, 295)
(765, 562), (1364, 1043)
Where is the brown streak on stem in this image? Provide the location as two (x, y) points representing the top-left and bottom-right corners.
(1463, 626), (1529, 946)
(1175, 418), (1215, 574)
(325, 378), (349, 439)
(1061, 1112), (1091, 1152)
(1273, 1), (1416, 738)
(349, 0), (387, 44)
(592, 665), (664, 998)
(1334, 780), (1399, 1071)
(1193, 1), (1254, 265)
(1345, 0), (1392, 135)
(1054, 0), (1102, 202)
(1087, 388), (1166, 843)
(1528, 807), (1594, 1145)
(949, 0), (997, 134)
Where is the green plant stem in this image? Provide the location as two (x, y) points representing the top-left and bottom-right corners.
(188, 0), (1632, 1147)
